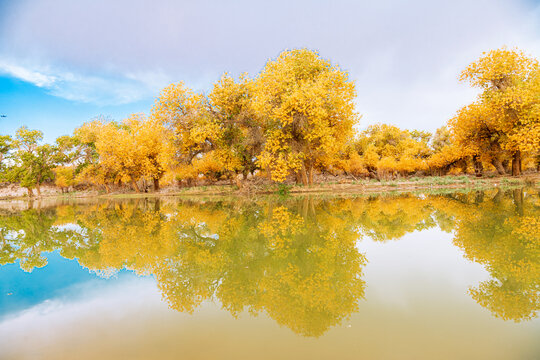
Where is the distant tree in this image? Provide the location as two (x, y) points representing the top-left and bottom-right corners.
(0, 135), (12, 179)
(352, 124), (431, 179)
(53, 166), (75, 193)
(93, 114), (169, 192)
(7, 127), (55, 197)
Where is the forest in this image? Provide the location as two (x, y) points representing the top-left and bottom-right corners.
(0, 47), (539, 196)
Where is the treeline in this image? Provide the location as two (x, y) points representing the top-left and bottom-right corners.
(0, 48), (539, 195)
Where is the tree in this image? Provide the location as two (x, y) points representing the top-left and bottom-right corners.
(53, 166), (75, 193)
(431, 126), (452, 153)
(458, 48), (539, 176)
(93, 114), (169, 192)
(151, 82), (220, 182)
(353, 124), (431, 179)
(252, 49), (358, 185)
(208, 73), (263, 185)
(427, 126), (466, 175)
(122, 114), (169, 191)
(449, 102), (508, 175)
(73, 120), (119, 192)
(7, 127), (55, 197)
(0, 135), (12, 179)
(71, 119), (121, 192)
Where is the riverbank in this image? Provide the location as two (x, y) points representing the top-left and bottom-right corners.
(0, 174), (538, 201)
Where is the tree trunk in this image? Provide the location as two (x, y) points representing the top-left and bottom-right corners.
(27, 188), (33, 197)
(441, 165), (449, 176)
(131, 178), (141, 192)
(295, 171), (302, 184)
(491, 158), (506, 175)
(231, 171), (243, 189)
(502, 159), (511, 174)
(367, 167), (379, 180)
(104, 183), (110, 194)
(472, 155), (483, 177)
(459, 160), (468, 174)
(36, 184), (41, 197)
(307, 163), (314, 186)
(300, 164), (308, 186)
(512, 151), (521, 176)
(153, 177), (160, 191)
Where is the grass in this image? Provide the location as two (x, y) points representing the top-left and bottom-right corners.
(276, 183), (291, 196)
(1, 174), (537, 202)
(524, 176), (538, 187)
(501, 178), (521, 185)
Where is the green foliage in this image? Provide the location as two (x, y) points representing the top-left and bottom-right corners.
(5, 127), (56, 195)
(276, 183), (291, 196)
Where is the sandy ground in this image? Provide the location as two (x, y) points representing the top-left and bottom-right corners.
(0, 173), (538, 202)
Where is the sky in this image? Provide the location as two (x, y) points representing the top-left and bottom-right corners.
(0, 0), (539, 142)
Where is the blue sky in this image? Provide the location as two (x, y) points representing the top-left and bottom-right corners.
(0, 251), (141, 318)
(1, 0), (539, 142)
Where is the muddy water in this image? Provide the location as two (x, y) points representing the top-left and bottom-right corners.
(0, 189), (538, 359)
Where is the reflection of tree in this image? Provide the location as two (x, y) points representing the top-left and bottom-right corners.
(352, 196), (436, 241)
(1, 190), (538, 333)
(444, 189), (540, 322)
(0, 198), (367, 337)
(0, 208), (57, 271)
(156, 202), (366, 337)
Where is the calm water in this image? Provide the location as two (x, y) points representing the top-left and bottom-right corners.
(0, 189), (539, 359)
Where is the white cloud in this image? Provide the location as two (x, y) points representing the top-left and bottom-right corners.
(0, 60), (56, 87)
(0, 0), (539, 129)
(0, 59), (169, 105)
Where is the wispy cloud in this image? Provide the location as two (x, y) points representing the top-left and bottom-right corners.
(0, 60), (56, 87)
(0, 59), (169, 105)
(0, 0), (539, 129)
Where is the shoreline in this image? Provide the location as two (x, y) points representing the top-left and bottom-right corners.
(0, 174), (538, 202)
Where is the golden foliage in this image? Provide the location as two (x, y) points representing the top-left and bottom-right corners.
(253, 49), (358, 184)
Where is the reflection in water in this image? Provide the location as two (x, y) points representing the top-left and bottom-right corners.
(0, 188), (538, 335)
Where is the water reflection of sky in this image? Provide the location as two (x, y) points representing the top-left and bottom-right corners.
(0, 227), (539, 360)
(0, 250), (143, 319)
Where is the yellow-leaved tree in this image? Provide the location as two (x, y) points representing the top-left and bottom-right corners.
(352, 124), (431, 179)
(208, 73), (263, 185)
(457, 47), (539, 175)
(151, 82), (221, 184)
(252, 49), (359, 185)
(94, 114), (169, 192)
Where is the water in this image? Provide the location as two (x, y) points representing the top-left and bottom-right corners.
(0, 189), (538, 359)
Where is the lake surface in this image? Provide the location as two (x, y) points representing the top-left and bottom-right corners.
(0, 189), (539, 359)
